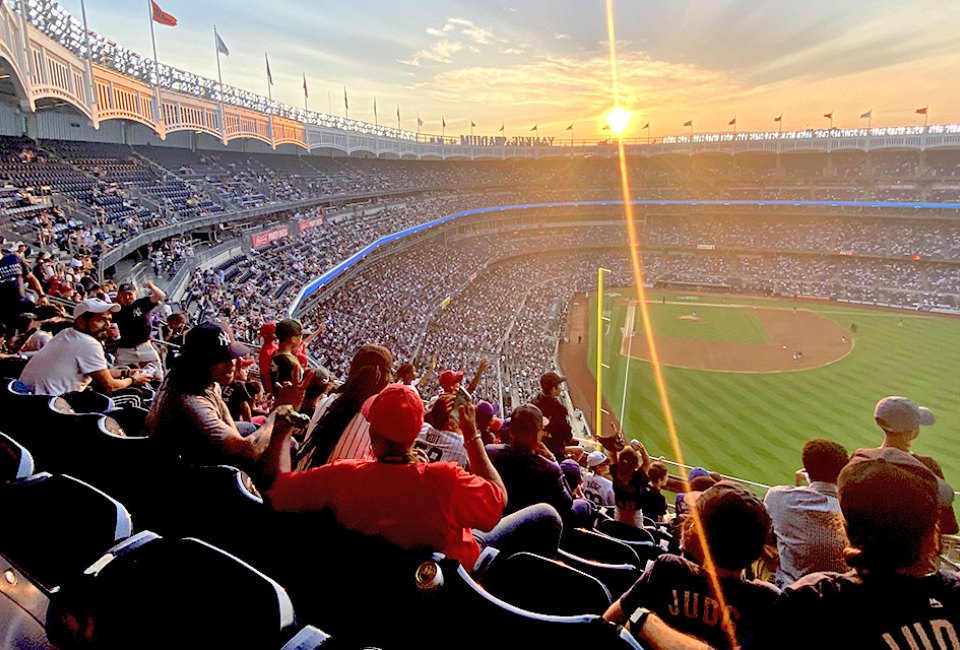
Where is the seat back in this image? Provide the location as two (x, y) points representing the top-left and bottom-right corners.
(561, 528), (642, 568)
(50, 533), (297, 650)
(0, 430), (34, 484)
(60, 391), (114, 414)
(440, 559), (644, 650)
(480, 551), (612, 616)
(0, 473), (132, 591)
(135, 464), (268, 554)
(556, 549), (642, 598)
(597, 518), (658, 544)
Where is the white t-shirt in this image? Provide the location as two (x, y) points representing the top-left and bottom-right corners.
(414, 424), (469, 469)
(582, 471), (616, 507)
(20, 328), (108, 396)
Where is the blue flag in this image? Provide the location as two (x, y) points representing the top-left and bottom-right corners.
(215, 31), (229, 56)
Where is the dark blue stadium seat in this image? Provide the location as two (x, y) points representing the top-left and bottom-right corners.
(556, 549), (642, 598)
(479, 551), (612, 616)
(0, 430), (34, 484)
(0, 473), (132, 592)
(48, 532), (312, 650)
(561, 528), (642, 568)
(441, 556), (645, 649)
(60, 391), (114, 414)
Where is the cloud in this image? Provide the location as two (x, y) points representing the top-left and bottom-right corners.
(500, 47), (527, 55)
(398, 40), (465, 67)
(555, 33), (571, 40)
(408, 50), (738, 123)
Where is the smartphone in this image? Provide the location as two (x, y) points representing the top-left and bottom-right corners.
(451, 386), (471, 425)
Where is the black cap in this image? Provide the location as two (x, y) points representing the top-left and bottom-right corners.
(274, 318), (303, 341)
(540, 371), (567, 391)
(117, 282), (136, 293)
(181, 323), (247, 365)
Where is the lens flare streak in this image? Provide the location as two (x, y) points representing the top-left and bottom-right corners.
(603, 0), (738, 647)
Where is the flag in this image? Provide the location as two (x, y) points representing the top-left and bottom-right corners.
(823, 112), (833, 119)
(343, 87), (349, 111)
(774, 115), (782, 122)
(916, 107), (928, 115)
(602, 124), (610, 130)
(565, 124), (573, 131)
(530, 124), (538, 132)
(683, 120), (692, 127)
(374, 97), (378, 121)
(471, 121), (477, 128)
(498, 123), (504, 132)
(417, 112), (423, 128)
(397, 105), (401, 121)
(150, 1), (177, 26)
(265, 53), (273, 86)
(641, 123), (649, 130)
(860, 110), (872, 119)
(302, 73), (308, 98)
(215, 30), (229, 56)
(442, 116), (446, 129)
(729, 117), (736, 125)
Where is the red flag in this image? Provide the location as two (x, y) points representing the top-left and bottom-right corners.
(728, 117), (736, 125)
(683, 120), (692, 127)
(823, 112), (833, 119)
(150, 1), (177, 26)
(915, 107), (928, 115)
(773, 115), (782, 122)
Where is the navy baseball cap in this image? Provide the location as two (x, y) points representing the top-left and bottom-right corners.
(182, 323), (247, 365)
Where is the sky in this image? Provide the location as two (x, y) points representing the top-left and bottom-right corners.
(57, 0), (960, 139)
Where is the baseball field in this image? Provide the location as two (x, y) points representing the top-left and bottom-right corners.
(559, 290), (960, 493)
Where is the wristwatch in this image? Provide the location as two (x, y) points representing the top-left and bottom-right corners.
(628, 607), (652, 638)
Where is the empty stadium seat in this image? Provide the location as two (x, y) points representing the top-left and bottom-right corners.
(48, 532), (312, 650)
(441, 557), (645, 650)
(597, 518), (658, 545)
(479, 551), (612, 616)
(561, 529), (642, 568)
(60, 391), (114, 414)
(556, 549), (642, 597)
(0, 473), (132, 592)
(0, 430), (34, 484)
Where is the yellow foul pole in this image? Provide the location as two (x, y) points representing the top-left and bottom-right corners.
(595, 267), (611, 437)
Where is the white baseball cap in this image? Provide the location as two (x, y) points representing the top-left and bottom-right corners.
(586, 451), (610, 468)
(73, 299), (121, 319)
(874, 396), (935, 433)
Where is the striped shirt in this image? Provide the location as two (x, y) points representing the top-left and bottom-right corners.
(415, 424), (469, 469)
(305, 393), (376, 464)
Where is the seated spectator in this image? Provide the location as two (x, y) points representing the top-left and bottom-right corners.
(298, 369), (332, 418)
(262, 384), (562, 570)
(764, 439), (850, 588)
(146, 323), (298, 475)
(415, 396), (470, 468)
(160, 311), (189, 370)
(297, 344), (393, 469)
(605, 481), (780, 650)
(582, 450), (616, 507)
(474, 400), (502, 444)
(637, 461), (669, 522)
(487, 403), (594, 528)
(867, 395), (958, 534)
(20, 299), (151, 395)
(628, 450), (960, 649)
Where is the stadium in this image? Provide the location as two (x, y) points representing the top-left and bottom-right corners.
(0, 0), (958, 648)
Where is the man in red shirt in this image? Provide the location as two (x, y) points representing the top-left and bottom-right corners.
(261, 384), (562, 569)
(258, 322), (278, 394)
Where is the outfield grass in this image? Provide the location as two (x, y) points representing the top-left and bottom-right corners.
(589, 291), (960, 493)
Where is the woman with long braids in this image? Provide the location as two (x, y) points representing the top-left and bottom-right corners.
(295, 344), (393, 469)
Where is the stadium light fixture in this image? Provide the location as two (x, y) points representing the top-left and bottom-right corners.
(605, 107), (632, 135)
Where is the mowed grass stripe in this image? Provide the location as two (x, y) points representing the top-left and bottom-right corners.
(587, 292), (960, 490)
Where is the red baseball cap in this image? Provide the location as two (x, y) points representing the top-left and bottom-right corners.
(439, 369), (464, 391)
(259, 322), (276, 339)
(362, 384), (425, 444)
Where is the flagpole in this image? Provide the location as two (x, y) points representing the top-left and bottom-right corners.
(213, 26), (225, 136)
(79, 0), (95, 107)
(146, 0), (163, 128)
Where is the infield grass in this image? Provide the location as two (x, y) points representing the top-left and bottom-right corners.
(589, 292), (960, 492)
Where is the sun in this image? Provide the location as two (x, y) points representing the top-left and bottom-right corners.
(605, 107), (632, 135)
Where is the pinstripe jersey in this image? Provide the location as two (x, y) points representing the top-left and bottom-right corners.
(306, 393), (376, 464)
